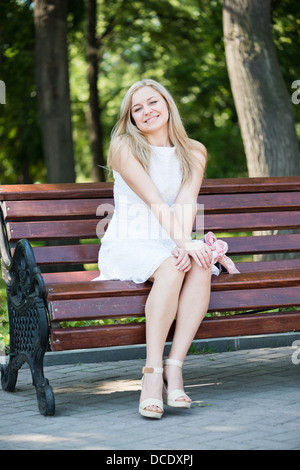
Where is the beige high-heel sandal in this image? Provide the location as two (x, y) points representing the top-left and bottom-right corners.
(163, 359), (192, 408)
(139, 367), (164, 419)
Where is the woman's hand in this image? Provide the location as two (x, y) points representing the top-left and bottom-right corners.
(172, 247), (192, 272)
(183, 240), (213, 270)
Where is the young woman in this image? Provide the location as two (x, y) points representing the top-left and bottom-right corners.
(96, 79), (221, 419)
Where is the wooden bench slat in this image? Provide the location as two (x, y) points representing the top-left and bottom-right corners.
(200, 176), (300, 194)
(0, 182), (114, 200)
(49, 295), (148, 322)
(212, 269), (300, 291)
(51, 323), (146, 350)
(194, 310), (300, 340)
(225, 233), (300, 255)
(2, 199), (114, 221)
(23, 234), (299, 267)
(31, 244), (100, 265)
(50, 310), (300, 351)
(1, 177), (299, 201)
(199, 211), (300, 232)
(48, 282), (300, 322)
(40, 258), (300, 285)
(46, 269), (300, 303)
(43, 271), (98, 284)
(236, 258), (300, 272)
(198, 191), (300, 213)
(3, 191), (299, 222)
(7, 210), (300, 242)
(47, 279), (151, 302)
(210, 285), (300, 311)
(7, 219), (99, 241)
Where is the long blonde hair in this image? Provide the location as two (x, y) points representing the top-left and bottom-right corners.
(107, 79), (205, 184)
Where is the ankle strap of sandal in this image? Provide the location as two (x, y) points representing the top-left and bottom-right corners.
(164, 358), (183, 368)
(142, 367), (163, 374)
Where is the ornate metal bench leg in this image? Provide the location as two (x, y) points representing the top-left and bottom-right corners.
(1, 360), (18, 392)
(30, 297), (55, 416)
(2, 239), (55, 416)
(33, 366), (55, 416)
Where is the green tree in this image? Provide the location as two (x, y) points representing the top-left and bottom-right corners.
(0, 0), (43, 184)
(1, 0), (299, 185)
(223, 0), (299, 177)
(34, 0), (76, 183)
(70, 0), (247, 181)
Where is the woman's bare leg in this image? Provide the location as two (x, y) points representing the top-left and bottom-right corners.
(140, 257), (185, 413)
(164, 261), (212, 402)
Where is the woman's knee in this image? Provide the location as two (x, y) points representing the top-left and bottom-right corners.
(187, 258), (212, 281)
(152, 256), (185, 285)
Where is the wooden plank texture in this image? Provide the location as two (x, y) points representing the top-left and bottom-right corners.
(40, 258), (300, 285)
(200, 211), (300, 232)
(223, 234), (300, 255)
(43, 270), (99, 284)
(47, 283), (300, 322)
(48, 295), (148, 322)
(0, 182), (114, 200)
(3, 191), (299, 221)
(7, 219), (99, 241)
(9, 234), (299, 267)
(194, 311), (300, 340)
(50, 310), (300, 351)
(2, 199), (114, 221)
(1, 176), (299, 201)
(31, 243), (100, 265)
(6, 211), (300, 242)
(198, 191), (300, 213)
(46, 270), (300, 302)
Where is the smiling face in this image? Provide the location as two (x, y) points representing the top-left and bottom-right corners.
(130, 86), (170, 138)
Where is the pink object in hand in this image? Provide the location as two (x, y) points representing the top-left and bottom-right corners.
(204, 231), (240, 274)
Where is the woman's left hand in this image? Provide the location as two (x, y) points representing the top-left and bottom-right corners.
(172, 247), (192, 272)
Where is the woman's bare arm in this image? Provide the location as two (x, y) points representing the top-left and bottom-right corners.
(112, 141), (191, 249)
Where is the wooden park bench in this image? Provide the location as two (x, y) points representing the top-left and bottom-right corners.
(0, 176), (300, 416)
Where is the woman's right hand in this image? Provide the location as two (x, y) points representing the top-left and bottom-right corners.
(183, 240), (213, 270)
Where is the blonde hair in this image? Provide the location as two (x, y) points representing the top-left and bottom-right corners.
(107, 79), (205, 184)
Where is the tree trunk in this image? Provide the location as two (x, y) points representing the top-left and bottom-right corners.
(223, 0), (299, 177)
(34, 0), (76, 183)
(87, 0), (105, 182)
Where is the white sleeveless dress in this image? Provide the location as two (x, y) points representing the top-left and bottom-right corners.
(94, 145), (220, 284)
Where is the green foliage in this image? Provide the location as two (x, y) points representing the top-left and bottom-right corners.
(0, 0), (44, 184)
(69, 0), (248, 180)
(60, 316), (145, 329)
(0, 0), (298, 183)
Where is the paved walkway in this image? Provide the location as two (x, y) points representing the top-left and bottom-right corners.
(0, 346), (299, 450)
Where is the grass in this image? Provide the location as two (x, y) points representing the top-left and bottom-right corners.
(188, 343), (217, 355)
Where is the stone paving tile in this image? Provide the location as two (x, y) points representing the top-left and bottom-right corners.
(0, 346), (300, 450)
